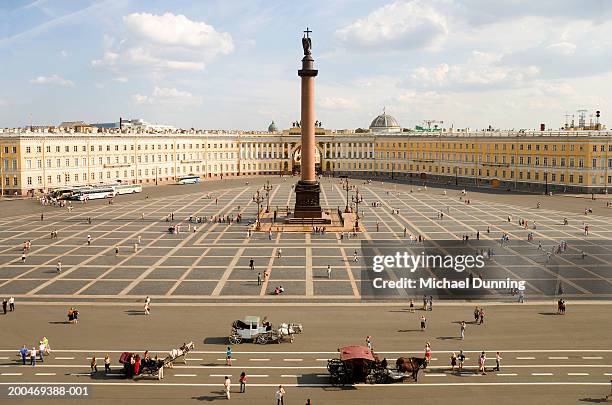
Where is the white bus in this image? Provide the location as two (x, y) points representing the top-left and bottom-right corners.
(70, 186), (116, 201)
(113, 183), (143, 195)
(178, 175), (201, 185)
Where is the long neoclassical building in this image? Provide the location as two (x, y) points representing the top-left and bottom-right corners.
(1, 112), (611, 195)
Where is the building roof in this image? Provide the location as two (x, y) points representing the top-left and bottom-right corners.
(59, 121), (90, 127)
(369, 112), (400, 130)
(339, 345), (376, 362)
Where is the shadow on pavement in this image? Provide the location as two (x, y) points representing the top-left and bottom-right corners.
(203, 337), (229, 345)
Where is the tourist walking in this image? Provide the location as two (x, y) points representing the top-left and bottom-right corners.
(450, 352), (457, 371)
(56, 261), (62, 273)
(239, 371), (247, 393)
(104, 355), (111, 373)
(457, 350), (465, 372)
(275, 385), (286, 405)
(8, 297), (14, 311)
(460, 321), (466, 340)
(327, 265), (331, 279)
(257, 273), (262, 286)
(249, 258), (254, 271)
(494, 352), (502, 371)
(226, 346), (232, 366)
(19, 345), (28, 365)
(420, 315), (427, 331)
(478, 351), (487, 375)
(224, 376), (231, 399)
(365, 336), (372, 350)
(91, 356), (98, 374)
(2, 298), (6, 314)
(30, 347), (36, 366)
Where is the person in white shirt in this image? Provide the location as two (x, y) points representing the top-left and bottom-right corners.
(30, 347), (36, 366)
(38, 342), (45, 362)
(224, 376), (231, 399)
(275, 385), (286, 405)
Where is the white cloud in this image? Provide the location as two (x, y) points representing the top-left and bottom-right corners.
(60, 50), (67, 57)
(114, 76), (128, 83)
(336, 0), (448, 51)
(92, 12), (233, 77)
(123, 12), (234, 55)
(546, 42), (577, 55)
(30, 74), (73, 87)
(319, 97), (358, 110)
(408, 51), (540, 90)
(132, 86), (202, 105)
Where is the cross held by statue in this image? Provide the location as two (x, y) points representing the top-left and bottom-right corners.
(304, 27), (312, 38)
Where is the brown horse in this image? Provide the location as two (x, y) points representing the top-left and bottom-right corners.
(395, 357), (428, 382)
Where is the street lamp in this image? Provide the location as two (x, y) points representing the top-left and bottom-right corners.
(351, 187), (363, 228)
(252, 190), (264, 231)
(263, 180), (273, 213)
(341, 176), (350, 213)
(455, 166), (458, 186)
(544, 171), (548, 195)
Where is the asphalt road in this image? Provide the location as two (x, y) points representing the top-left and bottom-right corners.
(0, 303), (610, 404)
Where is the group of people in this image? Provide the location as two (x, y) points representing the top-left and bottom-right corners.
(449, 350), (502, 374)
(2, 297), (15, 313)
(18, 337), (50, 366)
(67, 307), (79, 323)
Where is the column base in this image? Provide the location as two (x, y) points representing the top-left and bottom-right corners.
(293, 180), (323, 218)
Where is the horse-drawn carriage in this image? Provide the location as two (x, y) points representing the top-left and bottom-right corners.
(119, 342), (195, 380)
(327, 345), (427, 386)
(228, 316), (302, 345)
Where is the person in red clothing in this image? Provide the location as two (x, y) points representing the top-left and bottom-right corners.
(133, 354), (141, 375)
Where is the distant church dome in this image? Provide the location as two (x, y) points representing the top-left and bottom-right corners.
(268, 120), (279, 132)
(369, 109), (401, 133)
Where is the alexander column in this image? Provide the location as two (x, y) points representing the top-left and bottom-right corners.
(293, 27), (323, 219)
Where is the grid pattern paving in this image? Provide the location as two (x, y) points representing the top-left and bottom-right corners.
(0, 178), (610, 300)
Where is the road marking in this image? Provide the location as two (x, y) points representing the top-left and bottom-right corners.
(604, 373), (612, 376)
(424, 373), (446, 377)
(175, 374), (197, 377)
(186, 358), (203, 361)
(35, 373), (56, 376)
(1, 373), (22, 376)
(282, 374), (302, 378)
(283, 359), (303, 362)
(247, 375), (269, 377)
(249, 359), (270, 362)
(582, 356), (603, 360)
(0, 382), (608, 388)
(0, 357), (8, 360)
(315, 359), (328, 361)
(216, 359), (231, 362)
(210, 374), (233, 377)
(532, 373), (554, 376)
(549, 357), (569, 360)
(516, 357), (535, 360)
(497, 373), (517, 376)
(69, 373), (91, 376)
(55, 357), (74, 360)
(568, 373), (589, 376)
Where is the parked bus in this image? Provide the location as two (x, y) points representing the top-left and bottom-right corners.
(50, 186), (90, 200)
(178, 175), (201, 185)
(69, 186), (115, 201)
(113, 183), (143, 195)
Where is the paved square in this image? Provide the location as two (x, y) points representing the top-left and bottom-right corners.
(0, 177), (611, 301)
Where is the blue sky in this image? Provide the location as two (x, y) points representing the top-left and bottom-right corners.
(1, 0), (611, 130)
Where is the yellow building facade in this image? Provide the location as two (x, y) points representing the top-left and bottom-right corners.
(1, 127), (611, 195)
